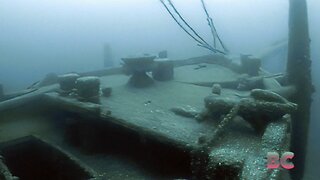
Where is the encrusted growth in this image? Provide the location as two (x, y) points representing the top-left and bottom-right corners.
(202, 89), (297, 140)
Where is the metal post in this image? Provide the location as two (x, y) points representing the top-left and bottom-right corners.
(103, 44), (114, 68)
(0, 84), (3, 99)
(286, 0), (313, 179)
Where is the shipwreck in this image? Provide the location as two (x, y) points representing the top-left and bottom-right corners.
(0, 0), (313, 179)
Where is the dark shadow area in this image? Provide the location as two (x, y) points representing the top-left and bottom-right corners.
(62, 112), (192, 179)
(212, 164), (242, 180)
(0, 136), (93, 180)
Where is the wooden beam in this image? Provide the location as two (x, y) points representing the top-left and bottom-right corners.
(0, 85), (58, 113)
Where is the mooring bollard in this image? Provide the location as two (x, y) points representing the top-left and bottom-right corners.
(75, 76), (100, 103)
(102, 87), (112, 97)
(58, 73), (80, 91)
(122, 55), (156, 88)
(152, 60), (174, 81)
(240, 55), (261, 76)
(158, 50), (168, 59)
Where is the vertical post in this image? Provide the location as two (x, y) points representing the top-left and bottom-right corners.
(103, 43), (114, 68)
(158, 50), (168, 59)
(0, 84), (3, 99)
(287, 0), (313, 179)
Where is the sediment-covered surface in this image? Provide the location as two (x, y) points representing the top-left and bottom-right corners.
(0, 61), (291, 179)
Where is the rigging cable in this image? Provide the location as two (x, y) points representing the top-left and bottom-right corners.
(200, 0), (229, 52)
(159, 0), (226, 54)
(167, 0), (212, 49)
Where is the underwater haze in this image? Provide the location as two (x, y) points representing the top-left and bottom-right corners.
(0, 0), (320, 179)
(0, 0), (291, 91)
